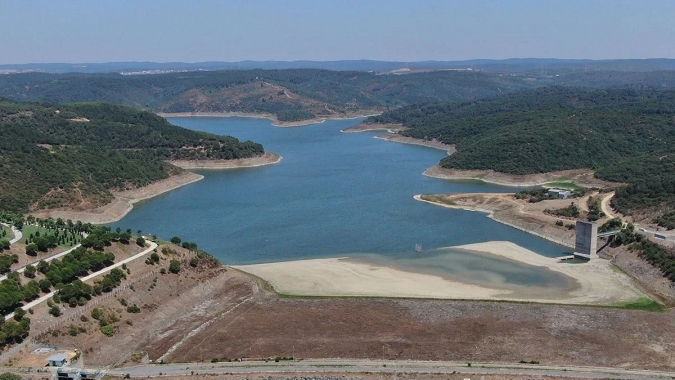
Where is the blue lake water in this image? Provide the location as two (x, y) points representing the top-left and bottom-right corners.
(111, 117), (574, 289)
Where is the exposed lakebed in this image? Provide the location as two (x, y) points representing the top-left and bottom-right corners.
(111, 117), (575, 290)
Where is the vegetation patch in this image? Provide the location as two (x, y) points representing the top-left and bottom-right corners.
(611, 298), (665, 312)
(544, 203), (580, 218)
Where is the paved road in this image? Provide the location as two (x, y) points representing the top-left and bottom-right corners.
(1, 222), (22, 244)
(80, 359), (675, 380)
(5, 240), (158, 320)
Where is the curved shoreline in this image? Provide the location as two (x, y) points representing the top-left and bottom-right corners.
(30, 152), (282, 225)
(413, 194), (576, 248)
(373, 134), (456, 155)
(168, 152), (282, 169)
(157, 111), (381, 127)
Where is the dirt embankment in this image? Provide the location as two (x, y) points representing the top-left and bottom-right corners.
(30, 171), (204, 224)
(22, 250), (675, 371)
(603, 244), (675, 304)
(424, 165), (621, 188)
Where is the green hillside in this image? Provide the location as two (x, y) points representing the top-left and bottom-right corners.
(0, 69), (540, 120)
(366, 88), (675, 222)
(0, 100), (264, 213)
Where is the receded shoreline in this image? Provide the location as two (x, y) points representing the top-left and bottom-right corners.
(157, 111), (381, 127)
(234, 241), (644, 305)
(30, 152), (282, 224)
(424, 165), (620, 188)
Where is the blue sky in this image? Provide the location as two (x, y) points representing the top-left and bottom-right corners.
(1, 0), (673, 64)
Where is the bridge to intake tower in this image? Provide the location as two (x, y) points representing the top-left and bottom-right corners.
(573, 221), (621, 260)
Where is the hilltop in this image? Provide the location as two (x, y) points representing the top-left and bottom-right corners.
(0, 100), (265, 214)
(4, 68), (675, 123)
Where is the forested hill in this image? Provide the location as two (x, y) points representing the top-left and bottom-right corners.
(0, 69), (533, 121)
(0, 100), (264, 213)
(366, 88), (675, 223)
(3, 69), (675, 122)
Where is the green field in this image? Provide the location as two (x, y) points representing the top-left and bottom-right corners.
(611, 298), (666, 312)
(543, 181), (583, 190)
(19, 225), (81, 248)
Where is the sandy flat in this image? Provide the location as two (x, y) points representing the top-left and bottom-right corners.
(235, 257), (508, 299)
(234, 241), (645, 305)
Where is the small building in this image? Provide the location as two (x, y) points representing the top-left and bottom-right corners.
(548, 188), (572, 199)
(47, 353), (68, 367)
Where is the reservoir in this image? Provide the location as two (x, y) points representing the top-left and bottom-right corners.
(111, 117), (574, 290)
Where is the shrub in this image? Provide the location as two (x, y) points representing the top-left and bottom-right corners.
(169, 260), (181, 274)
(190, 258), (199, 267)
(126, 305), (141, 314)
(100, 325), (114, 337)
(49, 305), (61, 317)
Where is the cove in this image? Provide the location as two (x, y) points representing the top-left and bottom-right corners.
(111, 117), (572, 274)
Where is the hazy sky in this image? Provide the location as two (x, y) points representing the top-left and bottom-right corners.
(1, 0), (674, 64)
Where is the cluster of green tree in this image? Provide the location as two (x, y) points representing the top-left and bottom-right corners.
(0, 273), (41, 315)
(545, 203), (581, 218)
(634, 240), (675, 282)
(40, 246), (115, 287)
(276, 109), (316, 122)
(655, 211), (675, 230)
(514, 189), (556, 203)
(586, 196), (606, 222)
(169, 236), (219, 264)
(0, 100), (264, 213)
(367, 87), (675, 223)
(599, 217), (623, 233)
(0, 255), (18, 274)
(0, 310), (30, 346)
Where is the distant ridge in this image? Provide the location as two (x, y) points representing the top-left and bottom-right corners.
(2, 58), (675, 75)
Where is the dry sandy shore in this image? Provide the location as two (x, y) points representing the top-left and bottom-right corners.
(168, 152), (282, 169)
(234, 241), (644, 305)
(157, 111), (380, 127)
(31, 153), (281, 224)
